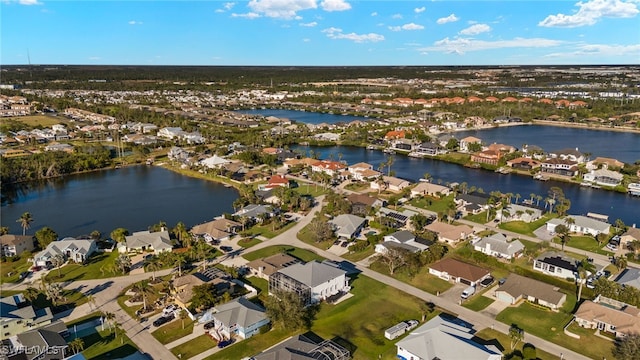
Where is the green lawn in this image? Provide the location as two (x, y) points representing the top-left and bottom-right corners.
(343, 182), (370, 192)
(28, 289), (88, 313)
(243, 220), (297, 239)
(560, 236), (615, 256)
(496, 298), (613, 360)
(498, 214), (556, 237)
(474, 328), (560, 360)
(204, 328), (292, 360)
(463, 296), (495, 311)
(369, 261), (453, 295)
(296, 224), (335, 251)
(465, 211), (490, 224)
(73, 326), (138, 360)
(236, 237), (262, 249)
(408, 194), (456, 214)
(170, 334), (217, 359)
(45, 251), (123, 282)
(341, 245), (376, 262)
(242, 245), (325, 263)
(293, 183), (330, 197)
(0, 256), (33, 284)
(310, 275), (440, 360)
(2, 115), (63, 127)
(242, 276), (269, 301)
(151, 318), (195, 344)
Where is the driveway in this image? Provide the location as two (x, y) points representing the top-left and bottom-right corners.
(439, 282), (467, 304)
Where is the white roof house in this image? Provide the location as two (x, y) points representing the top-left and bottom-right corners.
(472, 233), (525, 260)
(34, 237), (97, 267)
(546, 215), (610, 236)
(200, 155), (231, 169)
(211, 297), (270, 340)
(328, 214), (367, 239)
(583, 168), (624, 187)
(269, 261), (350, 306)
(500, 204), (542, 223)
(123, 230), (172, 254)
(396, 315), (501, 360)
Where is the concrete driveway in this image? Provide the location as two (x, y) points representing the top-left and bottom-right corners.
(439, 282), (468, 305)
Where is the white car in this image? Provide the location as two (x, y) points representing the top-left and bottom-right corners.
(606, 243), (618, 251)
(163, 304), (178, 315)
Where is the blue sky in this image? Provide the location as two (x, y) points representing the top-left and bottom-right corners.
(2, 0), (639, 65)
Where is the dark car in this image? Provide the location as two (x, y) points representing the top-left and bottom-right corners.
(498, 278), (507, 286)
(204, 321), (216, 330)
(341, 241), (349, 248)
(217, 339), (234, 348)
(153, 314), (174, 327)
(220, 246), (233, 253)
(480, 276), (495, 288)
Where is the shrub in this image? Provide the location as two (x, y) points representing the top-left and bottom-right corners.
(522, 344), (537, 360)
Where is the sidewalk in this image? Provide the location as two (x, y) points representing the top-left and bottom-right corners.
(165, 322), (205, 349)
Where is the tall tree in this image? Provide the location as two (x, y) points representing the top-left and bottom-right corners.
(509, 324), (524, 350)
(576, 258), (596, 300)
(35, 227), (58, 250)
(265, 289), (310, 331)
(17, 212), (33, 236)
(613, 333), (640, 360)
(554, 224), (570, 251)
(377, 247), (410, 275)
(115, 254), (132, 274)
(110, 228), (129, 243)
(68, 338), (85, 354)
(51, 254), (65, 278)
(132, 280), (154, 311)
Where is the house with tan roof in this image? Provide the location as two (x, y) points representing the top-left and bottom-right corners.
(410, 182), (450, 198)
(246, 253), (302, 280)
(587, 157), (625, 170)
(507, 157), (540, 170)
(574, 300), (640, 338)
(471, 150), (502, 166)
(173, 267), (234, 308)
(428, 258), (491, 286)
(121, 230), (172, 254)
(620, 227), (640, 248)
(425, 221), (474, 244)
(348, 162), (381, 181)
(0, 234), (34, 257)
(190, 218), (241, 243)
(370, 176), (410, 193)
(494, 274), (566, 311)
(460, 136), (482, 152)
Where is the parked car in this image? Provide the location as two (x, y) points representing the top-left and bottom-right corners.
(153, 314), (174, 327)
(480, 276), (495, 288)
(498, 278), (507, 286)
(217, 339), (234, 348)
(461, 286), (476, 299)
(163, 304), (178, 315)
(204, 321), (216, 330)
(220, 246), (233, 253)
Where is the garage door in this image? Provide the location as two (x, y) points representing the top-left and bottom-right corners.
(459, 278), (471, 285)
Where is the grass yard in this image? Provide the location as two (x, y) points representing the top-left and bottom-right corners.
(0, 256), (33, 284)
(464, 211), (490, 224)
(152, 318), (195, 344)
(242, 220), (297, 239)
(498, 214), (556, 237)
(341, 246), (376, 262)
(296, 225), (335, 251)
(311, 275), (440, 360)
(463, 296), (495, 311)
(343, 182), (370, 192)
(28, 288), (88, 313)
(474, 328), (560, 360)
(242, 245), (325, 263)
(45, 251), (123, 282)
(2, 115), (63, 128)
(561, 236), (615, 257)
(236, 236), (262, 248)
(408, 194), (456, 214)
(204, 328), (292, 360)
(496, 299), (613, 360)
(293, 183), (330, 197)
(170, 334), (217, 359)
(369, 261), (453, 295)
(242, 276), (269, 301)
(73, 327), (138, 360)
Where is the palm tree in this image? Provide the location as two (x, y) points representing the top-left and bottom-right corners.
(515, 193), (521, 204)
(555, 224), (570, 251)
(86, 294), (97, 311)
(17, 212), (33, 236)
(615, 255), (628, 271)
(529, 193), (536, 204)
(132, 280), (154, 311)
(178, 308), (188, 329)
(24, 287), (40, 304)
(0, 226), (9, 235)
(103, 311), (116, 331)
(173, 253), (187, 277)
(68, 338), (84, 354)
(576, 259), (596, 300)
(386, 155), (394, 176)
(173, 221), (190, 248)
(145, 258), (162, 282)
(536, 195), (543, 207)
(51, 254), (65, 278)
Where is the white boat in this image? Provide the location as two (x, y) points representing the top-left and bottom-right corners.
(408, 152), (425, 158)
(383, 148), (395, 154)
(419, 178), (430, 183)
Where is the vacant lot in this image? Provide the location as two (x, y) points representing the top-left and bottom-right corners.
(242, 245), (325, 263)
(2, 115), (63, 128)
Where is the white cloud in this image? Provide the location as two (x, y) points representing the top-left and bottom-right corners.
(128, 20), (143, 25)
(247, 0), (317, 19)
(320, 0), (351, 12)
(19, 0), (42, 5)
(303, 38), (311, 42)
(539, 0), (639, 28)
(231, 12), (261, 19)
(371, 11), (378, 16)
(414, 6), (426, 13)
(436, 13), (459, 24)
(389, 22), (424, 31)
(421, 36), (564, 55)
(322, 27), (384, 43)
(224, 2), (235, 10)
(544, 43), (640, 58)
(300, 21), (318, 27)
(459, 23), (490, 35)
(392, 13), (402, 19)
(88, 56), (101, 61)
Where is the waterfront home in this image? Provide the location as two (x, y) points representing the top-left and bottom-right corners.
(246, 253), (301, 280)
(0, 294), (54, 338)
(252, 333), (350, 360)
(34, 237), (97, 267)
(282, 157), (318, 170)
(455, 193), (489, 215)
(310, 160), (347, 177)
(472, 233), (524, 260)
(313, 132), (341, 142)
(346, 193), (385, 216)
(615, 268), (640, 290)
(494, 274), (566, 311)
(546, 215), (611, 236)
(486, 143), (516, 154)
(200, 154), (232, 169)
(587, 157), (625, 170)
(428, 258), (491, 286)
(347, 162), (381, 181)
(582, 168), (624, 187)
(460, 136), (482, 152)
(533, 251), (578, 279)
(269, 261), (350, 306)
(410, 182), (450, 198)
(44, 143), (74, 152)
(396, 314), (501, 360)
(499, 203), (542, 223)
(190, 218), (241, 243)
(122, 230), (172, 254)
(471, 150), (501, 166)
(233, 204), (275, 222)
(437, 134), (457, 148)
(209, 297), (270, 340)
(391, 138), (415, 151)
(425, 221), (474, 244)
(370, 176), (410, 193)
(506, 157), (541, 170)
(574, 300), (640, 338)
(0, 234), (34, 257)
(258, 175), (290, 191)
(548, 148), (585, 163)
(540, 158), (579, 177)
(414, 141), (443, 156)
(375, 230), (433, 254)
(620, 227), (640, 249)
(328, 214), (367, 239)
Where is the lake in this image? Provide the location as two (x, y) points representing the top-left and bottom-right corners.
(0, 166), (238, 238)
(235, 108), (371, 124)
(293, 145), (640, 225)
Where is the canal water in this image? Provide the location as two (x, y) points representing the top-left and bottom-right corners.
(0, 166), (238, 238)
(236, 109), (371, 125)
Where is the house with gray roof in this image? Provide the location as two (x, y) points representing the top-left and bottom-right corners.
(376, 230), (433, 254)
(34, 237), (97, 267)
(269, 261), (350, 306)
(122, 230), (172, 254)
(10, 328), (67, 360)
(0, 234), (34, 257)
(328, 214), (367, 239)
(500, 204), (542, 223)
(546, 215), (610, 236)
(472, 233), (524, 260)
(210, 297), (270, 340)
(252, 332), (350, 360)
(396, 315), (501, 360)
(615, 268), (640, 290)
(233, 204), (275, 221)
(494, 274), (567, 310)
(1, 294), (53, 339)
